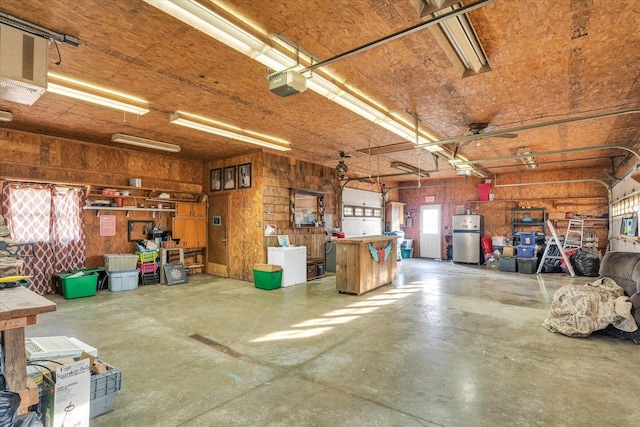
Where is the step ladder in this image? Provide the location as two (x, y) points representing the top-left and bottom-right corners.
(563, 219), (584, 251)
(536, 220), (576, 277)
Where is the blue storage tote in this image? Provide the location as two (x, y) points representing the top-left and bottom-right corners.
(517, 232), (536, 246)
(108, 269), (139, 292)
(516, 245), (535, 258)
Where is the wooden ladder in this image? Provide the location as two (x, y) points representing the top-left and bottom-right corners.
(536, 220), (576, 278)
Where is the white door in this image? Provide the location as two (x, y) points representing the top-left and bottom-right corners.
(420, 205), (442, 259)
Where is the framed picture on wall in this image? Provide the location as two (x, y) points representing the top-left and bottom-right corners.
(238, 163), (251, 189)
(210, 168), (222, 192)
(223, 166), (236, 190)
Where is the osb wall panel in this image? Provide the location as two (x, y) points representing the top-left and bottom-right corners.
(0, 129), (205, 267)
(0, 130), (203, 192)
(400, 167), (611, 258)
(206, 151), (263, 281)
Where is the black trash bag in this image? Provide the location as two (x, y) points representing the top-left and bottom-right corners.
(541, 245), (562, 273)
(0, 390), (21, 427)
(572, 249), (600, 276)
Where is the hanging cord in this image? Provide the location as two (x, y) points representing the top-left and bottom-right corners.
(368, 137), (372, 179)
(411, 111), (422, 188)
(49, 38), (62, 65)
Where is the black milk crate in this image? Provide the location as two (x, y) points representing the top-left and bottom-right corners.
(139, 271), (159, 285)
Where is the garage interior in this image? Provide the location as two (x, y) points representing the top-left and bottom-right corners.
(0, 0), (639, 425)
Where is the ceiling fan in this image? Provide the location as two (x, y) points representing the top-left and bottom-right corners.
(452, 122), (519, 160)
(467, 122), (518, 140)
(335, 151), (351, 173)
(454, 122), (518, 153)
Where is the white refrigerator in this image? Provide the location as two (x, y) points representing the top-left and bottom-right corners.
(267, 246), (307, 287)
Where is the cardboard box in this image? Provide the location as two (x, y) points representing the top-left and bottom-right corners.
(253, 264), (281, 272)
(502, 246), (515, 257)
(39, 353), (121, 424)
(42, 359), (91, 427)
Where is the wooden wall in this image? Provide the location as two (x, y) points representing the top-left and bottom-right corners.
(262, 156), (339, 257)
(399, 167), (611, 258)
(205, 152), (341, 282)
(0, 129), (204, 267)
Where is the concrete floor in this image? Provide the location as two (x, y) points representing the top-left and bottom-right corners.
(29, 259), (640, 426)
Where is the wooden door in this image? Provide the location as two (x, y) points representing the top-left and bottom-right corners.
(208, 195), (228, 268)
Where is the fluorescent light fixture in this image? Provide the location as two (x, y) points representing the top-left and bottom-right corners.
(144, 0), (442, 150)
(47, 73), (150, 115)
(112, 133), (181, 153)
(0, 110), (12, 122)
(517, 146), (538, 169)
(390, 162), (429, 177)
(417, 1), (490, 77)
(170, 111), (291, 151)
(456, 168), (471, 176)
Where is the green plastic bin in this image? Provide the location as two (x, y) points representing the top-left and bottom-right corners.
(401, 248), (413, 259)
(253, 269), (282, 290)
(59, 272), (98, 299)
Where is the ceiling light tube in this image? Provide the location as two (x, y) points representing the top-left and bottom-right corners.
(145, 1), (446, 152)
(47, 73), (149, 115)
(170, 111), (291, 151)
(0, 110), (12, 122)
(112, 133), (181, 152)
(429, 3), (490, 76)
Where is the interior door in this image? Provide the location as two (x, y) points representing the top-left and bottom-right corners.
(420, 205), (442, 259)
(208, 195), (228, 272)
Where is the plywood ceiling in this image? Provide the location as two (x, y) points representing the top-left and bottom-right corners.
(0, 0), (638, 184)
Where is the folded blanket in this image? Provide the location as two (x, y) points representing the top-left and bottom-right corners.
(543, 277), (638, 337)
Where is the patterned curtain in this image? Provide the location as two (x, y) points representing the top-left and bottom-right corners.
(1, 183), (86, 294)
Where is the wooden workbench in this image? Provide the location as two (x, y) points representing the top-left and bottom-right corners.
(0, 286), (56, 413)
(335, 235), (397, 295)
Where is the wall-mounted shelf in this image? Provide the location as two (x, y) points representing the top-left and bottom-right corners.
(83, 206), (175, 217)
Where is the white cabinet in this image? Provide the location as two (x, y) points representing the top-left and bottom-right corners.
(267, 246), (307, 287)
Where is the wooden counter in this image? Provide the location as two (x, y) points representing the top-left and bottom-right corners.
(335, 235), (397, 295)
(0, 286), (56, 413)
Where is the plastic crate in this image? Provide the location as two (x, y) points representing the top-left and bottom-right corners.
(139, 272), (159, 285)
(136, 251), (158, 263)
(516, 245), (535, 258)
(104, 254), (138, 272)
(136, 261), (158, 274)
(518, 257), (538, 274)
(499, 256), (517, 272)
(59, 273), (98, 299)
(108, 269), (139, 292)
(253, 269), (282, 290)
(90, 362), (122, 418)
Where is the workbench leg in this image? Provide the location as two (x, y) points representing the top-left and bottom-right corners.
(2, 328), (27, 392)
